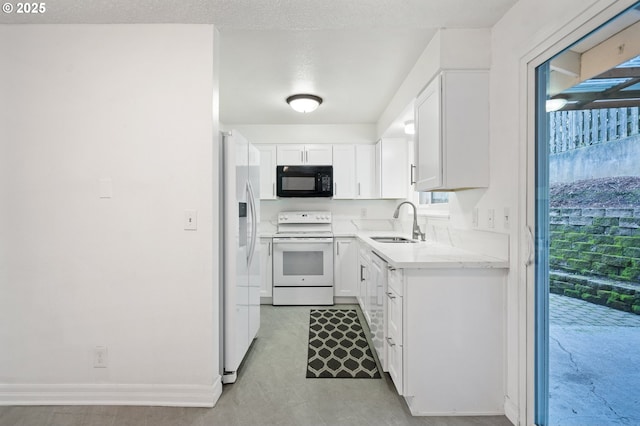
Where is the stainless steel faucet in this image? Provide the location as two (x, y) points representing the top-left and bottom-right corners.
(393, 201), (425, 241)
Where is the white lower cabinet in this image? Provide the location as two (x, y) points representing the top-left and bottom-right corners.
(259, 237), (272, 301)
(357, 244), (371, 322)
(385, 267), (505, 416)
(386, 266), (403, 389)
(334, 238), (358, 298)
(386, 284), (402, 391)
(369, 252), (387, 372)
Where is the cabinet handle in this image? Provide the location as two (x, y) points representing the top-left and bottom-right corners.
(386, 337), (396, 347)
(334, 182), (337, 195)
(268, 242), (272, 256)
(306, 150), (309, 162)
(386, 292), (396, 300)
(410, 164), (416, 185)
(337, 241), (340, 256)
(358, 182), (361, 196)
(360, 264), (365, 281)
(387, 265), (396, 271)
(272, 182), (275, 197)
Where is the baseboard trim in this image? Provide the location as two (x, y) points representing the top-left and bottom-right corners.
(334, 296), (358, 304)
(0, 377), (223, 407)
(408, 410), (505, 416)
(504, 396), (519, 425)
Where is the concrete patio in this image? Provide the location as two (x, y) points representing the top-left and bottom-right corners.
(549, 293), (640, 425)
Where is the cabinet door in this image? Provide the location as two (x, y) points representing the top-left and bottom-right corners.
(386, 285), (403, 394)
(415, 75), (443, 190)
(370, 254), (387, 370)
(259, 238), (273, 299)
(355, 144), (378, 199)
(305, 145), (333, 165)
(332, 145), (356, 199)
(357, 254), (369, 315)
(379, 138), (409, 199)
(257, 145), (277, 200)
(276, 145), (305, 165)
(334, 238), (358, 297)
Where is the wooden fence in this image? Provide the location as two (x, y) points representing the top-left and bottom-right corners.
(549, 107), (640, 154)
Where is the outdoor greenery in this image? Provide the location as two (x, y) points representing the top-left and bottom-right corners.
(549, 180), (640, 314)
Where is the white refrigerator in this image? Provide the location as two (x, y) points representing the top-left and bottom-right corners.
(222, 130), (261, 384)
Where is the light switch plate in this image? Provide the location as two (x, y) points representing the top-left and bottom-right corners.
(184, 210), (197, 230)
(504, 207), (510, 229)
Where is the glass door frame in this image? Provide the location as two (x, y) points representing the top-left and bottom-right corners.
(523, 2), (639, 425)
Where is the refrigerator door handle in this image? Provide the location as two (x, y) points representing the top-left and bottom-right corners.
(246, 181), (258, 266)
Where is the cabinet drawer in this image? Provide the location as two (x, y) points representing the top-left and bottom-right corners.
(386, 287), (402, 342)
(386, 285), (403, 395)
(388, 267), (403, 296)
(387, 337), (403, 395)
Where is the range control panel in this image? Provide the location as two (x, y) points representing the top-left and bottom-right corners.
(277, 211), (332, 224)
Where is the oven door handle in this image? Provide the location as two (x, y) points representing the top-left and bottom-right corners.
(272, 237), (334, 244)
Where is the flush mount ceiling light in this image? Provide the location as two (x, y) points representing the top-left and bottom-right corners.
(286, 94), (323, 113)
(546, 96), (569, 112)
(404, 120), (415, 135)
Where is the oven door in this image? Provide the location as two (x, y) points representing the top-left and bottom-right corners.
(272, 237), (334, 286)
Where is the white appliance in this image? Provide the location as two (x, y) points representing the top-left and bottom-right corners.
(222, 130), (260, 384)
(272, 211), (334, 305)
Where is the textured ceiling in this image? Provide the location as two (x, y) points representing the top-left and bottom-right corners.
(2, 0), (519, 127)
(0, 0), (517, 29)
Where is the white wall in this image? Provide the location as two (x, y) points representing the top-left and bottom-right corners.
(228, 123), (377, 145)
(0, 24), (220, 406)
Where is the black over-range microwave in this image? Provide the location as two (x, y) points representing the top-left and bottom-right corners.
(276, 165), (333, 197)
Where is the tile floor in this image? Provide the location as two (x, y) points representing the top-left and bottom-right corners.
(0, 305), (513, 426)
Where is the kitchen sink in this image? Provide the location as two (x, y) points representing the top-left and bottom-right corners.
(370, 236), (418, 244)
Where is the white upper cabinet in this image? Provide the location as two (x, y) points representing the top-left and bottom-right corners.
(257, 144), (277, 200)
(414, 70), (489, 191)
(355, 144), (378, 199)
(305, 145), (333, 165)
(332, 145), (357, 199)
(332, 143), (381, 199)
(378, 138), (409, 199)
(276, 144), (332, 165)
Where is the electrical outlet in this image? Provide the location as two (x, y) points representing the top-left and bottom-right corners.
(488, 209), (495, 228)
(504, 207), (510, 229)
(472, 208), (479, 228)
(94, 346), (108, 368)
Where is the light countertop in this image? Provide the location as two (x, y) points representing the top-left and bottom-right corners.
(357, 232), (509, 269)
(261, 221), (509, 269)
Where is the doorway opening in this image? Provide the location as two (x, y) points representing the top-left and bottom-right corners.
(535, 4), (640, 425)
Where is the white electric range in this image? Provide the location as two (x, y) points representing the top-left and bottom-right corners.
(272, 211), (334, 305)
